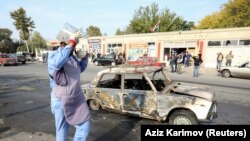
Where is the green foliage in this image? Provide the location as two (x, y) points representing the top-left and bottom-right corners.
(0, 28), (24, 53)
(115, 28), (126, 35)
(196, 0), (250, 29)
(16, 45), (27, 52)
(86, 25), (102, 37)
(0, 28), (13, 53)
(28, 31), (47, 53)
(116, 3), (194, 35)
(10, 7), (35, 52)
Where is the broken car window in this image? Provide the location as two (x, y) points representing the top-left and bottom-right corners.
(97, 73), (121, 89)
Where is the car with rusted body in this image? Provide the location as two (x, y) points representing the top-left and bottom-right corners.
(128, 56), (166, 67)
(0, 54), (18, 66)
(82, 65), (217, 125)
(218, 62), (250, 79)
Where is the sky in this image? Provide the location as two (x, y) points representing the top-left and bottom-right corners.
(0, 0), (228, 41)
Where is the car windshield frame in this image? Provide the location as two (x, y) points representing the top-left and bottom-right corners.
(146, 69), (172, 92)
(240, 62), (249, 68)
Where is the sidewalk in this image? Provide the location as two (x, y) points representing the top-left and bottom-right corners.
(166, 66), (219, 78)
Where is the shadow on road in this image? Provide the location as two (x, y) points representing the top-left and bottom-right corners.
(93, 119), (140, 141)
(0, 104), (49, 119)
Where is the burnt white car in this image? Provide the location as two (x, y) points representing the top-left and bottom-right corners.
(219, 62), (250, 78)
(82, 65), (217, 125)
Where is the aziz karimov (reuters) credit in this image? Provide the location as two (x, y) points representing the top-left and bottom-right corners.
(141, 125), (249, 140)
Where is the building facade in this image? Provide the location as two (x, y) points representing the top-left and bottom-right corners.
(76, 27), (250, 68)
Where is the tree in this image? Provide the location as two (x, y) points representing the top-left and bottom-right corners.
(28, 31), (47, 54)
(10, 7), (35, 52)
(0, 28), (13, 53)
(118, 3), (194, 34)
(86, 25), (102, 37)
(0, 28), (24, 53)
(12, 40), (24, 53)
(115, 28), (126, 35)
(196, 0), (250, 29)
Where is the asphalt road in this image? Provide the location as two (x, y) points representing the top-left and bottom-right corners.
(0, 62), (250, 141)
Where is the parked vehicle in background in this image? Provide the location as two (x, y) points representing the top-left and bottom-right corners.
(16, 54), (26, 64)
(16, 51), (32, 61)
(9, 53), (26, 64)
(25, 54), (32, 61)
(218, 61), (250, 79)
(92, 53), (121, 66)
(0, 54), (18, 66)
(82, 65), (217, 125)
(128, 56), (166, 67)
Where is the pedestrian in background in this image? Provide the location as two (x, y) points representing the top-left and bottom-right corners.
(226, 51), (234, 66)
(169, 54), (175, 73)
(184, 51), (191, 67)
(216, 52), (223, 70)
(47, 33), (90, 141)
(192, 55), (203, 77)
(176, 52), (183, 74)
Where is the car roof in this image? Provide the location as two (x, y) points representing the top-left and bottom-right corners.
(98, 64), (162, 75)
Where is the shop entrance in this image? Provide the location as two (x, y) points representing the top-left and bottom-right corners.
(163, 47), (188, 61)
(171, 48), (187, 55)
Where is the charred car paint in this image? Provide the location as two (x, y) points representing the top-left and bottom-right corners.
(82, 65), (217, 125)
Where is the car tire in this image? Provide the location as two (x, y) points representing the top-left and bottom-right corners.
(94, 61), (99, 66)
(89, 99), (101, 111)
(222, 70), (231, 78)
(111, 62), (116, 66)
(22, 61), (26, 64)
(169, 110), (198, 125)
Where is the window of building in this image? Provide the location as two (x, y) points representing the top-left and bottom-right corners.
(208, 41), (221, 46)
(222, 40), (238, 46)
(107, 43), (122, 53)
(239, 40), (250, 46)
(148, 42), (155, 45)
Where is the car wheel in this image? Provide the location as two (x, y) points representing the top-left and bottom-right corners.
(89, 99), (101, 111)
(222, 70), (231, 78)
(22, 61), (26, 64)
(111, 62), (116, 66)
(94, 61), (99, 66)
(169, 110), (198, 125)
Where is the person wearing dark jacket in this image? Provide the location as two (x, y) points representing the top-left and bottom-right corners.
(192, 55), (203, 77)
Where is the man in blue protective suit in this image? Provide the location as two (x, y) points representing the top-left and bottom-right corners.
(47, 33), (90, 141)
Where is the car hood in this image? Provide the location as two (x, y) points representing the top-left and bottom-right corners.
(170, 83), (215, 100)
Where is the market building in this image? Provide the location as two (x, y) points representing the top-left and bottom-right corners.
(76, 27), (250, 68)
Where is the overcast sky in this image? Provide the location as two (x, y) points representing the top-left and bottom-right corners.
(0, 0), (228, 41)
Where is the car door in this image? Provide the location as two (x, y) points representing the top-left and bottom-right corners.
(98, 55), (106, 65)
(121, 73), (157, 117)
(106, 55), (114, 65)
(95, 73), (122, 110)
(236, 63), (250, 78)
(242, 63), (250, 78)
